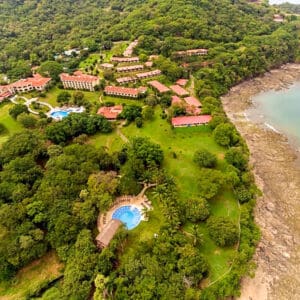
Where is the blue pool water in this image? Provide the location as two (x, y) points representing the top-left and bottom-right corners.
(50, 110), (70, 119)
(112, 205), (142, 230)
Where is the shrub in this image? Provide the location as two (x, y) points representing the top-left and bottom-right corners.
(194, 149), (217, 168)
(9, 104), (29, 119)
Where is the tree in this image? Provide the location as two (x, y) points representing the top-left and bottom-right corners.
(118, 105), (142, 122)
(207, 216), (239, 247)
(94, 274), (109, 300)
(9, 104), (29, 119)
(186, 198), (210, 222)
(194, 149), (217, 168)
(234, 186), (253, 203)
(142, 106), (154, 120)
(225, 147), (248, 171)
(213, 123), (240, 147)
(135, 117), (143, 128)
(17, 113), (37, 128)
(57, 91), (71, 105)
(73, 91), (85, 106)
(39, 61), (63, 82)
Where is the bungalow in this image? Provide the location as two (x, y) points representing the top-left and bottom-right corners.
(175, 48), (208, 57)
(97, 105), (123, 120)
(100, 63), (114, 69)
(104, 85), (147, 98)
(116, 65), (144, 73)
(111, 56), (139, 63)
(148, 80), (170, 93)
(184, 96), (202, 115)
(136, 69), (161, 80)
(59, 71), (99, 91)
(123, 39), (139, 57)
(176, 79), (188, 87)
(96, 219), (122, 248)
(170, 85), (189, 97)
(172, 115), (212, 127)
(145, 61), (154, 68)
(171, 95), (182, 106)
(8, 73), (51, 93)
(273, 14), (284, 22)
(116, 76), (136, 85)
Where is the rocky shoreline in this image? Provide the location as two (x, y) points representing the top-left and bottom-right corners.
(221, 64), (300, 300)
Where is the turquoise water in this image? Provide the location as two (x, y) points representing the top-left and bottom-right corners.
(50, 110), (69, 119)
(251, 82), (300, 144)
(112, 205), (142, 230)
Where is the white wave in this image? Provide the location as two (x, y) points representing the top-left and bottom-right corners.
(264, 122), (280, 134)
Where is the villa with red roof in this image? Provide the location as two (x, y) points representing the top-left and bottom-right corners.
(60, 71), (99, 91)
(184, 96), (202, 108)
(175, 48), (208, 57)
(0, 86), (12, 102)
(116, 65), (144, 73)
(3, 74), (51, 94)
(97, 105), (123, 120)
(116, 76), (136, 85)
(172, 115), (212, 127)
(176, 79), (188, 86)
(104, 86), (147, 98)
(171, 95), (182, 106)
(136, 69), (161, 80)
(148, 80), (170, 93)
(111, 57), (139, 63)
(170, 85), (189, 97)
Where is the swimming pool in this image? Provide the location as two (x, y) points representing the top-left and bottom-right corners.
(112, 205), (142, 230)
(50, 110), (70, 119)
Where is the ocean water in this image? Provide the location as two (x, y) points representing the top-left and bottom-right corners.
(249, 82), (300, 145)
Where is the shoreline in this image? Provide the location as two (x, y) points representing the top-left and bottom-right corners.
(221, 63), (300, 300)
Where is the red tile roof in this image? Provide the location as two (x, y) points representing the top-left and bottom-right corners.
(148, 80), (170, 93)
(116, 65), (144, 72)
(0, 90), (12, 101)
(184, 96), (202, 107)
(97, 105), (123, 120)
(60, 71), (98, 83)
(172, 115), (212, 127)
(136, 69), (161, 79)
(111, 57), (139, 63)
(171, 95), (182, 105)
(176, 79), (188, 86)
(104, 85), (147, 97)
(170, 85), (189, 96)
(9, 74), (51, 89)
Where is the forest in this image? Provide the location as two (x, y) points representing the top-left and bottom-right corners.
(0, 0), (299, 299)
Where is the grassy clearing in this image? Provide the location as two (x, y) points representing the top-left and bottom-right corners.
(0, 252), (63, 300)
(79, 53), (101, 69)
(0, 103), (23, 147)
(90, 107), (240, 280)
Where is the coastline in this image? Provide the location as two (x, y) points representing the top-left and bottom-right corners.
(221, 64), (300, 300)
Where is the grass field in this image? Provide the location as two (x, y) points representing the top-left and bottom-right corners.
(0, 103), (23, 147)
(0, 252), (63, 300)
(90, 107), (240, 281)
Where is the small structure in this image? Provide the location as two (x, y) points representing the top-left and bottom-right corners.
(97, 105), (123, 120)
(184, 96), (202, 107)
(171, 95), (182, 106)
(175, 48), (208, 57)
(136, 69), (161, 80)
(145, 61), (154, 68)
(172, 115), (212, 127)
(59, 71), (99, 91)
(176, 79), (188, 87)
(148, 80), (170, 93)
(116, 76), (136, 85)
(0, 90), (12, 102)
(64, 48), (81, 56)
(116, 65), (144, 73)
(111, 57), (139, 63)
(170, 85), (189, 97)
(104, 86), (147, 98)
(123, 39), (139, 57)
(273, 14), (284, 22)
(96, 219), (122, 249)
(100, 63), (114, 69)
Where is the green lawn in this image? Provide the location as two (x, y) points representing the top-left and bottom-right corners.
(0, 252), (63, 300)
(79, 53), (101, 69)
(0, 103), (23, 147)
(89, 107), (240, 281)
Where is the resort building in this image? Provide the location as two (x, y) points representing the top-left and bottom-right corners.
(111, 57), (139, 63)
(273, 14), (284, 22)
(176, 78), (188, 87)
(123, 39), (139, 57)
(172, 115), (212, 127)
(175, 48), (208, 57)
(100, 63), (114, 69)
(184, 96), (202, 115)
(116, 76), (136, 85)
(148, 80), (170, 93)
(116, 65), (144, 73)
(97, 105), (123, 120)
(7, 74), (51, 93)
(171, 95), (183, 106)
(104, 86), (147, 98)
(96, 219), (122, 248)
(0, 87), (12, 102)
(170, 85), (189, 97)
(59, 71), (99, 91)
(136, 69), (161, 80)
(145, 61), (154, 68)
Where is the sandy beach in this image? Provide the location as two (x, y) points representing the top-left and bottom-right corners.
(221, 64), (300, 300)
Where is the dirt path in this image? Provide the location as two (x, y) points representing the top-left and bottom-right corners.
(221, 64), (300, 300)
(116, 122), (129, 143)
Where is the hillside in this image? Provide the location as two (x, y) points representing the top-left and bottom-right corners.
(0, 0), (299, 299)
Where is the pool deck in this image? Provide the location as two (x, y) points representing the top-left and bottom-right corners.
(97, 183), (155, 233)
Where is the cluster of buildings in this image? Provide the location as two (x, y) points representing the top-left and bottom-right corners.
(0, 73), (51, 101)
(174, 48), (208, 57)
(116, 69), (162, 85)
